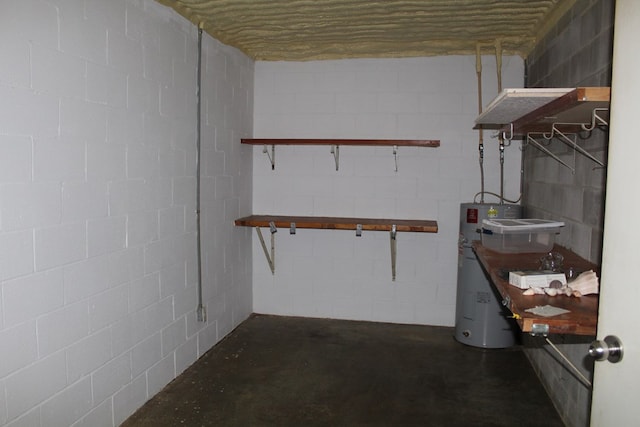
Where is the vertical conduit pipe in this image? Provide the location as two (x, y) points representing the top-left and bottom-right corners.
(495, 39), (505, 205)
(476, 44), (485, 204)
(195, 25), (206, 322)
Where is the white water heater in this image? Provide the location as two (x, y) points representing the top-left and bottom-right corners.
(455, 203), (522, 348)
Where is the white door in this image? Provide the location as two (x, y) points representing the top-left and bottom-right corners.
(590, 1), (640, 424)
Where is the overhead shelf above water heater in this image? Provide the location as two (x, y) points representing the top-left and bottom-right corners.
(474, 87), (610, 173)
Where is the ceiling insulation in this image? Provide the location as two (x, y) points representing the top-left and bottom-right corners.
(157, 0), (575, 61)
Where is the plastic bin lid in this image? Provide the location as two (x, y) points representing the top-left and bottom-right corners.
(482, 218), (565, 234)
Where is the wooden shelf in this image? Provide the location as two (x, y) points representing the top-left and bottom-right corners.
(475, 87), (610, 135)
(241, 138), (440, 147)
(236, 215), (437, 281)
(473, 241), (599, 336)
(508, 87), (609, 135)
(475, 88), (572, 130)
(235, 215), (438, 233)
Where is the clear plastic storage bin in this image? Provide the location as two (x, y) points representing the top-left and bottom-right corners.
(481, 219), (565, 254)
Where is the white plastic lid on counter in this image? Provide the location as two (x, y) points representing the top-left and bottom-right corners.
(481, 219), (565, 253)
(481, 218), (565, 233)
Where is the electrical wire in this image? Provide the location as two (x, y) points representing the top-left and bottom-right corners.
(195, 25), (205, 322)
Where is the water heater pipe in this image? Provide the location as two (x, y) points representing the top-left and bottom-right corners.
(495, 39), (505, 204)
(495, 39), (503, 92)
(476, 44), (485, 204)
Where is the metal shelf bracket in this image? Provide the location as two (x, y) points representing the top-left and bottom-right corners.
(255, 222), (277, 274)
(393, 145), (399, 172)
(502, 122), (515, 142)
(390, 225), (397, 281)
(330, 145), (340, 171)
(530, 323), (550, 337)
(263, 144), (275, 170)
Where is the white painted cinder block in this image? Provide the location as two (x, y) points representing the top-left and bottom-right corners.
(59, 4), (108, 66)
(35, 222), (87, 271)
(32, 44), (86, 100)
(0, 322), (38, 379)
(72, 399), (114, 427)
(0, 380), (7, 425)
(88, 285), (130, 333)
(146, 354), (176, 398)
(3, 270), (64, 328)
(0, 230), (34, 281)
(253, 56), (523, 326)
(1, 0), (254, 424)
(0, 135), (31, 183)
(112, 374), (147, 426)
(0, 38), (30, 89)
(66, 329), (113, 384)
(1, 182), (62, 231)
(4, 351), (67, 421)
(0, 86), (59, 137)
(161, 317), (187, 357)
(39, 377), (93, 427)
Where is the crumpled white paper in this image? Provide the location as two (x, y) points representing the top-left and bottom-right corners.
(524, 305), (571, 317)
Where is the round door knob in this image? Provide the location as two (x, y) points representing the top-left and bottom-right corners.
(588, 335), (623, 363)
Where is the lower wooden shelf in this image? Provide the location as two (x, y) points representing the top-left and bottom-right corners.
(235, 215), (438, 281)
(473, 241), (599, 336)
(234, 215), (438, 233)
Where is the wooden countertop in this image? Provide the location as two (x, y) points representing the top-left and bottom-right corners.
(473, 241), (599, 336)
(235, 215), (438, 233)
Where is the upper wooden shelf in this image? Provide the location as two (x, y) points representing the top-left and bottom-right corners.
(475, 87), (610, 136)
(473, 241), (599, 336)
(235, 215), (438, 233)
(241, 138), (440, 147)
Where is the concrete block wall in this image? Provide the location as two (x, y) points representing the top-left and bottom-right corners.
(522, 1), (615, 427)
(0, 1), (253, 426)
(252, 56), (523, 325)
(525, 0), (614, 264)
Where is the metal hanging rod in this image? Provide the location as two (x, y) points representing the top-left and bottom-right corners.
(581, 107), (610, 131)
(525, 134), (575, 173)
(549, 125), (605, 168)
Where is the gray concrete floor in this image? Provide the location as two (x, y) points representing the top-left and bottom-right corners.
(122, 314), (564, 426)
